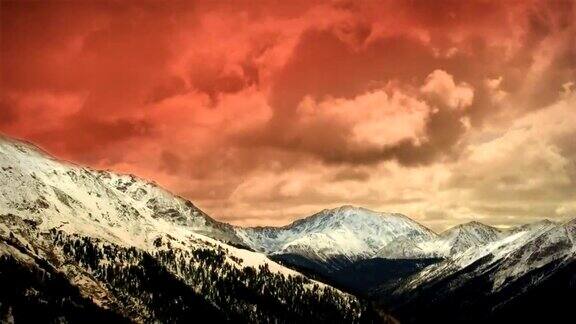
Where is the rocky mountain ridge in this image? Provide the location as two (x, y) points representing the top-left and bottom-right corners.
(1, 134), (573, 323)
(0, 135), (386, 323)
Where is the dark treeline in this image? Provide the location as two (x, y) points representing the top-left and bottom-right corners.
(1, 224), (386, 323)
(0, 254), (128, 323)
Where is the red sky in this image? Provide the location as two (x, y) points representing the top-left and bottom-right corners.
(1, 0), (575, 230)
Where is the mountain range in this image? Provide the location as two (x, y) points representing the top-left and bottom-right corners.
(1, 134), (574, 323)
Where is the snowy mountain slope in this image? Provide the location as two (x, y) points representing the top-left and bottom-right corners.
(0, 134), (243, 248)
(508, 219), (556, 234)
(436, 221), (503, 255)
(376, 221), (506, 259)
(389, 219), (561, 294)
(239, 201), (573, 309)
(0, 134), (356, 281)
(376, 218), (576, 323)
(491, 218), (575, 289)
(0, 213), (377, 323)
(2, 133), (573, 323)
(237, 205), (437, 267)
(0, 135), (386, 323)
(238, 204), (510, 269)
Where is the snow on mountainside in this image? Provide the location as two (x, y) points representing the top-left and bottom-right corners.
(236, 201), (575, 310)
(0, 134), (342, 281)
(492, 218), (576, 288)
(434, 221), (503, 255)
(389, 218), (566, 296)
(4, 133), (573, 323)
(237, 205), (437, 264)
(0, 134), (242, 248)
(0, 135), (380, 323)
(508, 219), (556, 234)
(238, 204), (508, 265)
(377, 221), (504, 259)
(378, 218), (576, 323)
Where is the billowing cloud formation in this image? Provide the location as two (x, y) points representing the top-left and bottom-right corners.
(1, 0), (575, 230)
(421, 70), (474, 110)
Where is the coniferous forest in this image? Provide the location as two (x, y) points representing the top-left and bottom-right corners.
(0, 214), (388, 323)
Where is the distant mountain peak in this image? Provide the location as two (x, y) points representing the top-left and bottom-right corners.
(454, 220), (496, 228)
(442, 220), (501, 236)
(509, 219), (556, 234)
(237, 205), (437, 268)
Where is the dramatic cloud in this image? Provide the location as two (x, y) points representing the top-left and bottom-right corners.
(421, 70), (474, 111)
(1, 0), (575, 229)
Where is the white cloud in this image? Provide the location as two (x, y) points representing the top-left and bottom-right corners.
(296, 89), (430, 147)
(220, 93), (576, 231)
(421, 69), (474, 110)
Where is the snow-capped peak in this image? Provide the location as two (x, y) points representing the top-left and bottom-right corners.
(508, 219), (556, 234)
(376, 221), (504, 259)
(393, 217), (576, 299)
(236, 205), (437, 263)
(435, 221), (503, 255)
